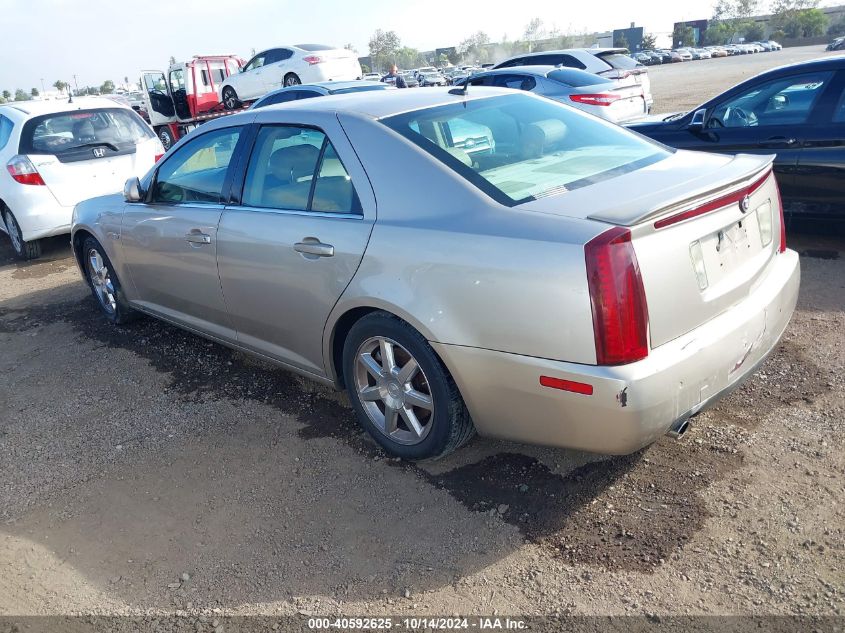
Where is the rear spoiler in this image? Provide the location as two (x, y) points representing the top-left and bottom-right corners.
(587, 154), (775, 227)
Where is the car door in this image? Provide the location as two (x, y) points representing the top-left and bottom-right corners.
(687, 71), (836, 198)
(120, 123), (248, 341)
(234, 51), (268, 100)
(216, 112), (376, 376)
(791, 70), (845, 211)
(266, 48), (295, 89)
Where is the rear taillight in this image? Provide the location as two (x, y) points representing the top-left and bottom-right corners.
(774, 178), (786, 253)
(6, 155), (45, 186)
(569, 93), (622, 107)
(585, 227), (649, 365)
(303, 55), (325, 65)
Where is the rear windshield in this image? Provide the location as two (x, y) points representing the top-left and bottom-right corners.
(547, 68), (612, 87)
(382, 93), (668, 206)
(20, 108), (153, 156)
(296, 44), (334, 51)
(598, 52), (642, 70)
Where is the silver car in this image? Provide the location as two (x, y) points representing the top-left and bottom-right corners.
(71, 88), (800, 459)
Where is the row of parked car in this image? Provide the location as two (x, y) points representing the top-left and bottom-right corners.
(633, 41), (782, 65)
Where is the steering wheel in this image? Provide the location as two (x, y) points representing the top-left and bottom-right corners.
(726, 106), (751, 128)
(709, 116), (725, 128)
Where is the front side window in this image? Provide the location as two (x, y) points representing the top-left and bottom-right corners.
(708, 72), (834, 128)
(244, 54), (266, 72)
(383, 93), (668, 206)
(492, 74), (536, 91)
(241, 125), (360, 214)
(832, 84), (845, 124)
(152, 126), (242, 204)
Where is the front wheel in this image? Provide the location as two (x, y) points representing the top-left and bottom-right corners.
(81, 236), (134, 324)
(283, 73), (301, 87)
(342, 312), (475, 459)
(222, 86), (241, 110)
(157, 126), (175, 151)
(3, 208), (41, 260)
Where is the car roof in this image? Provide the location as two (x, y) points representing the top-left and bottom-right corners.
(0, 96), (128, 118)
(254, 86), (518, 119)
(471, 65), (555, 77)
(754, 56), (845, 79)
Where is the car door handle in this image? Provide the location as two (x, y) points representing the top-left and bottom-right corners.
(294, 240), (334, 258)
(185, 231), (211, 245)
(762, 136), (797, 147)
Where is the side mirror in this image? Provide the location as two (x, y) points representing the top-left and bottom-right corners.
(124, 177), (143, 203)
(689, 108), (707, 131)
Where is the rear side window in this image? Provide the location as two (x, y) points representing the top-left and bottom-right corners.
(241, 125), (361, 214)
(529, 54), (586, 70)
(547, 68), (612, 88)
(19, 108), (154, 158)
(0, 114), (13, 151)
(597, 53), (640, 70)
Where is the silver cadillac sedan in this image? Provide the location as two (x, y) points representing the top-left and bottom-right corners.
(71, 88), (800, 459)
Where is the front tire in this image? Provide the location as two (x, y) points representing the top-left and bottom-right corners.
(222, 86), (241, 110)
(3, 208), (41, 260)
(81, 236), (134, 324)
(342, 312), (474, 459)
(283, 73), (301, 87)
(157, 126), (175, 151)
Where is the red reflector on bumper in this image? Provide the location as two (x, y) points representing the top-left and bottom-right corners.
(539, 376), (594, 395)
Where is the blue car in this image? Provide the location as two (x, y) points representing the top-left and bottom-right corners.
(251, 81), (392, 109)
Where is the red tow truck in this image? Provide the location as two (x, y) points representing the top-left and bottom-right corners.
(140, 55), (248, 150)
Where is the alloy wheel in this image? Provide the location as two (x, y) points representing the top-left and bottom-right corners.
(86, 247), (117, 314)
(5, 212), (22, 253)
(353, 336), (434, 445)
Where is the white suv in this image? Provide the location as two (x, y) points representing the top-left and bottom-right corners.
(0, 97), (162, 259)
(219, 44), (363, 109)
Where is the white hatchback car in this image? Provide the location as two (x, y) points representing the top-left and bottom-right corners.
(0, 97), (163, 259)
(219, 44), (363, 109)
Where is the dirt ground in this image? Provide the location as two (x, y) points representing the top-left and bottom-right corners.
(1, 46), (843, 623)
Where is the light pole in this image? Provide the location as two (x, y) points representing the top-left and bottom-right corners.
(72, 74), (79, 95)
(40, 78), (45, 95)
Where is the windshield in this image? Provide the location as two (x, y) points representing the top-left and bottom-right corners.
(382, 93), (669, 205)
(20, 108), (153, 155)
(598, 52), (641, 70)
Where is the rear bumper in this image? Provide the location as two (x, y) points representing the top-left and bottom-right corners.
(432, 250), (800, 455)
(3, 188), (73, 241)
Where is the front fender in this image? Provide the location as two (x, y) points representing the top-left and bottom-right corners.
(71, 193), (128, 287)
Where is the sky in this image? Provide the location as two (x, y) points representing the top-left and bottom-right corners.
(0, 0), (779, 92)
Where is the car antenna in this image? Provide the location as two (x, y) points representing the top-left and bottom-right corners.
(449, 77), (468, 96)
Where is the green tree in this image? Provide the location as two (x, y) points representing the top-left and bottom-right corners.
(368, 29), (401, 72)
(30, 87), (39, 97)
(1, 90), (10, 101)
(673, 24), (695, 46)
(53, 80), (68, 94)
(641, 33), (658, 49)
(100, 79), (115, 94)
(703, 21), (734, 44)
(457, 31), (491, 62)
(771, 0), (828, 38)
(829, 17), (845, 37)
(14, 89), (28, 101)
(745, 22), (766, 40)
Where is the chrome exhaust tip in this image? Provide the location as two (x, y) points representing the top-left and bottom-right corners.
(666, 416), (690, 439)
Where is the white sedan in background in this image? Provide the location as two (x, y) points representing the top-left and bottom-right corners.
(0, 97), (162, 259)
(220, 44), (363, 109)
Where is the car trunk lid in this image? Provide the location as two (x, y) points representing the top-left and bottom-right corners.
(522, 151), (782, 349)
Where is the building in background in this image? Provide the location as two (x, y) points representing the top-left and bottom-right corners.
(612, 24), (644, 51)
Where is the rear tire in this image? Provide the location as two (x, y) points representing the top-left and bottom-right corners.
(81, 236), (135, 325)
(3, 208), (41, 260)
(283, 73), (301, 87)
(157, 126), (176, 151)
(342, 311), (475, 460)
(222, 86), (241, 110)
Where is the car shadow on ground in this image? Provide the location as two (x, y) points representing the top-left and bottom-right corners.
(0, 233), (835, 608)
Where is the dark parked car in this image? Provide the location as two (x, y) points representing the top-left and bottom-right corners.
(628, 57), (845, 219)
(251, 81), (392, 109)
(827, 37), (845, 51)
